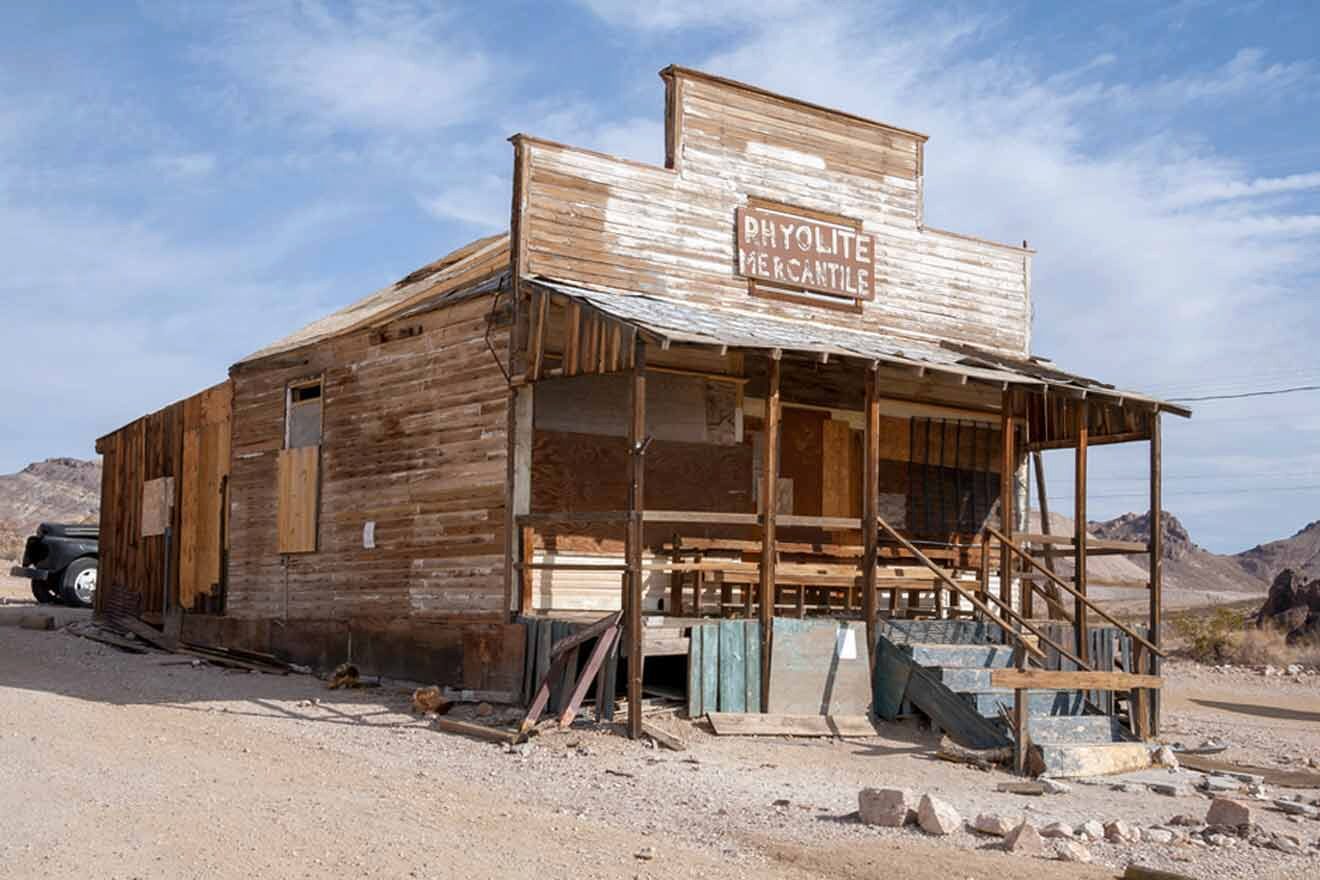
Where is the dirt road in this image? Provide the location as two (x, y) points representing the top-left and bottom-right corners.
(1, 607), (1316, 879)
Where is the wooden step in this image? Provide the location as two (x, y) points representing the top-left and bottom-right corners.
(960, 689), (1086, 717)
(1024, 715), (1129, 746)
(903, 643), (1015, 668)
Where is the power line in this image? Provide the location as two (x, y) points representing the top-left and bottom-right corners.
(1168, 384), (1320, 403)
(1047, 483), (1320, 501)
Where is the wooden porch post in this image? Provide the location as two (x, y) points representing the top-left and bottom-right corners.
(1149, 411), (1163, 735)
(626, 337), (647, 740)
(1073, 400), (1090, 666)
(999, 390), (1015, 629)
(862, 366), (881, 668)
(759, 354), (782, 710)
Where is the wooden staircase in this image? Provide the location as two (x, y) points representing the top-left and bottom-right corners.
(873, 620), (1152, 777)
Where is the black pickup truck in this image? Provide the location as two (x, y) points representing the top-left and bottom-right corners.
(10, 523), (98, 607)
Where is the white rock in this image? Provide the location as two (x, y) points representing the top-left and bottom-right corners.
(1054, 840), (1092, 863)
(1040, 779), (1072, 795)
(1143, 828), (1175, 844)
(917, 794), (961, 836)
(858, 788), (913, 827)
(1152, 745), (1180, 770)
(972, 813), (1017, 837)
(1004, 822), (1045, 856)
(1205, 797), (1253, 828)
(1078, 820), (1105, 841)
(1207, 833), (1237, 848)
(1040, 821), (1073, 839)
(1104, 820), (1139, 843)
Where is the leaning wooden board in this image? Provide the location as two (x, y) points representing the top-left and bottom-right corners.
(766, 618), (871, 715)
(707, 713), (881, 737)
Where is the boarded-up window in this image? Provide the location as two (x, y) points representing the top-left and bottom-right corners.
(277, 446), (319, 553)
(141, 476), (174, 538)
(906, 417), (1000, 537)
(286, 380), (323, 449)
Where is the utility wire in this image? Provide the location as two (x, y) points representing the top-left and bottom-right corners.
(1168, 384), (1320, 403)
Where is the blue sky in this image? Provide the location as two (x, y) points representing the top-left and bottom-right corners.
(1, 1), (1317, 553)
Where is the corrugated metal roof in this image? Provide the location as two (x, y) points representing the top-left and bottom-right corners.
(530, 277), (1191, 418)
(236, 233), (509, 365)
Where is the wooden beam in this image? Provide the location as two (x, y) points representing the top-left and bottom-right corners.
(558, 626), (619, 728)
(1074, 399), (1089, 665)
(862, 368), (880, 672)
(759, 355), (781, 711)
(626, 337), (647, 740)
(565, 301), (581, 376)
(1149, 412), (1163, 735)
(990, 669), (1163, 690)
(999, 389), (1015, 621)
(1032, 451), (1066, 620)
(518, 524), (534, 615)
(707, 713), (881, 737)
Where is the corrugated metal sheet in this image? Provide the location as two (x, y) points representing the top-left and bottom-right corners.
(529, 277), (1190, 418)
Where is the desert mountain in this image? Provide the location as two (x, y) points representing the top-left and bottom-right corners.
(0, 457), (101, 559)
(1234, 520), (1320, 585)
(1026, 509), (1266, 602)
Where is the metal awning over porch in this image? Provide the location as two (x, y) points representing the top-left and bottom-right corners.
(528, 277), (1191, 419)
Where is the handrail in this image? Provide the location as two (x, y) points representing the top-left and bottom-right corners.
(978, 588), (1090, 671)
(985, 525), (1166, 658)
(876, 517), (1045, 662)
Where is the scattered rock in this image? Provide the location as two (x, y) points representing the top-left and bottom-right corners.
(772, 798), (790, 808)
(972, 813), (1017, 837)
(1206, 797), (1253, 828)
(1207, 833), (1238, 848)
(1144, 828), (1175, 844)
(1077, 820), (1105, 841)
(1150, 783), (1192, 797)
(1274, 799), (1320, 818)
(858, 788), (913, 828)
(1003, 821), (1044, 856)
(1040, 779), (1072, 795)
(1153, 745), (1180, 770)
(634, 846), (657, 861)
(1270, 834), (1304, 855)
(1169, 814), (1203, 827)
(1104, 820), (1140, 843)
(475, 702), (494, 717)
(1054, 840), (1091, 863)
(917, 794), (960, 836)
(1200, 775), (1242, 793)
(1040, 821), (1073, 839)
(1113, 783), (1146, 794)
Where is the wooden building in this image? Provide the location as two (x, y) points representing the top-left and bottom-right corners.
(96, 67), (1188, 748)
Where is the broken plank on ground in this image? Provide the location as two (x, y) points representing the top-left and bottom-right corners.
(433, 717), (522, 745)
(640, 720), (687, 751)
(706, 713), (880, 737)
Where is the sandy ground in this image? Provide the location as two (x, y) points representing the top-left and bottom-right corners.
(1, 602), (1318, 880)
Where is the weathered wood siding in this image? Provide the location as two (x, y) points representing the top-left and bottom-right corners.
(226, 295), (510, 622)
(515, 68), (1031, 356)
(96, 381), (231, 616)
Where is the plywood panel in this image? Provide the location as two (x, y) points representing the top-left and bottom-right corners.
(820, 419), (854, 518)
(140, 477), (174, 538)
(277, 447), (319, 554)
(780, 407), (824, 516)
(768, 619), (871, 715)
(179, 414), (230, 607)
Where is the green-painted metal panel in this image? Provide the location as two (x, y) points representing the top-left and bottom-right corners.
(701, 624), (719, 715)
(744, 621), (761, 713)
(687, 624), (704, 717)
(718, 620), (747, 712)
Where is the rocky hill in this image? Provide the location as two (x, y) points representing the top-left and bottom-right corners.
(1234, 520), (1320, 585)
(1088, 510), (1266, 595)
(0, 458), (101, 559)
(1027, 509), (1267, 602)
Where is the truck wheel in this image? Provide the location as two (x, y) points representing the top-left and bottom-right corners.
(60, 558), (97, 608)
(31, 579), (60, 604)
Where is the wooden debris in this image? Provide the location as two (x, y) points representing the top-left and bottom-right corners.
(521, 612), (621, 734)
(327, 663), (361, 689)
(936, 736), (1011, 769)
(432, 717), (521, 745)
(640, 720), (687, 751)
(1179, 755), (1320, 789)
(1123, 866), (1197, 880)
(412, 686), (453, 715)
(706, 713), (881, 737)
(105, 613), (178, 651)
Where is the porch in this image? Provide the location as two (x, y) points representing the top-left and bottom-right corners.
(507, 279), (1188, 757)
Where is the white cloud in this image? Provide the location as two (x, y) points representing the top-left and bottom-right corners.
(576, 0), (810, 30)
(419, 172), (509, 230)
(151, 152), (217, 178)
(204, 1), (501, 134)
